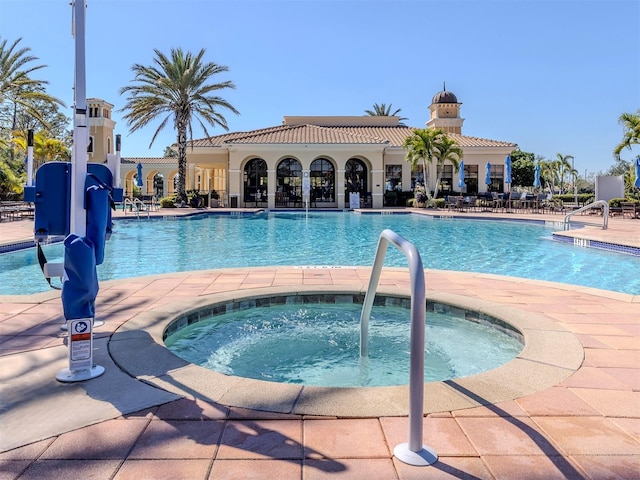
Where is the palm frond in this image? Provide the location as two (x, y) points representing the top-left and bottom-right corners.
(119, 46), (239, 201)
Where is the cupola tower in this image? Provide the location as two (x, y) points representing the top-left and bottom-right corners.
(426, 83), (464, 134)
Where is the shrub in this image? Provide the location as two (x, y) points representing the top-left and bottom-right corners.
(553, 193), (594, 205)
(608, 197), (628, 208)
(159, 196), (177, 208)
(414, 185), (427, 204)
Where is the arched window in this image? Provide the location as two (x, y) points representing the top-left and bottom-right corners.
(310, 158), (335, 204)
(244, 158), (268, 206)
(276, 158), (302, 207)
(345, 158), (368, 206)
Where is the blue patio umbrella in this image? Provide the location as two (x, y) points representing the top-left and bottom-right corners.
(457, 160), (466, 188)
(534, 163), (541, 188)
(136, 162), (144, 188)
(635, 157), (640, 188)
(504, 155), (513, 186)
(485, 162), (492, 187)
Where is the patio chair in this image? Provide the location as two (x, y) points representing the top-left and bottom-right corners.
(464, 196), (477, 212)
(532, 193), (546, 213)
(509, 192), (526, 210)
(621, 202), (638, 219)
(491, 193), (505, 212)
(444, 195), (460, 211)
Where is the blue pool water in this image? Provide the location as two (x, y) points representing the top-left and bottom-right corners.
(165, 302), (523, 387)
(1, 212), (639, 295)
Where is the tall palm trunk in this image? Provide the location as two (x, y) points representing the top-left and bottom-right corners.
(176, 113), (188, 202)
(421, 159), (432, 200)
(433, 173), (443, 200)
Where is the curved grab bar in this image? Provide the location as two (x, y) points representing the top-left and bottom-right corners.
(563, 200), (609, 230)
(360, 229), (436, 466)
(123, 198), (150, 218)
(360, 229), (425, 358)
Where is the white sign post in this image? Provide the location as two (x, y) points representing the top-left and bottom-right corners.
(56, 319), (105, 382)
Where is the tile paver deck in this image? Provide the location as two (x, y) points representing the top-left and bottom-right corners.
(1, 208), (639, 479)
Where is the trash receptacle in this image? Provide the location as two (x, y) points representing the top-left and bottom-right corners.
(230, 195), (238, 208)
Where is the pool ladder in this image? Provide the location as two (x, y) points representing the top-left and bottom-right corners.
(123, 198), (150, 218)
(563, 200), (609, 230)
(360, 229), (437, 466)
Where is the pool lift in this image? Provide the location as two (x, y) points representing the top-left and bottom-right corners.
(360, 229), (437, 466)
(23, 1), (122, 382)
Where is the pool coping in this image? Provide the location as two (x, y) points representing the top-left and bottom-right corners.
(109, 278), (585, 417)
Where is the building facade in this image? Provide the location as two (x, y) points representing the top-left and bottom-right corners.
(99, 88), (518, 208)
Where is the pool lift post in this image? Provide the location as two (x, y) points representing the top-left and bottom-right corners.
(55, 0), (104, 382)
(360, 229), (437, 466)
(26, 129), (34, 187)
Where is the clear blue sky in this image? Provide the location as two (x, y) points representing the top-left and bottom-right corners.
(2, 0), (639, 176)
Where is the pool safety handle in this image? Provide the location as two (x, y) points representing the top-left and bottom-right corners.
(360, 229), (437, 466)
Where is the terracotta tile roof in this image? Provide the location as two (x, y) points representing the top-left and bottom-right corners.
(121, 157), (178, 165)
(186, 121), (517, 149)
(229, 124), (390, 145)
(190, 130), (259, 147)
(447, 133), (517, 148)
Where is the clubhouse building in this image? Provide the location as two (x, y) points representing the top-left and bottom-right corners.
(88, 88), (518, 209)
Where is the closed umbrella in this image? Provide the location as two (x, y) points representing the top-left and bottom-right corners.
(485, 162), (492, 188)
(504, 155), (512, 188)
(635, 157), (640, 188)
(457, 160), (466, 189)
(533, 163), (541, 188)
(136, 162), (144, 188)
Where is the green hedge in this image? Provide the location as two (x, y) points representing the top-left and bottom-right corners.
(159, 196), (177, 208)
(552, 193), (594, 204)
(607, 197), (640, 208)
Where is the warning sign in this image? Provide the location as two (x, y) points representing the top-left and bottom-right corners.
(69, 320), (93, 369)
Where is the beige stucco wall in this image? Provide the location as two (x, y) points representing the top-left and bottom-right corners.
(121, 143), (516, 208)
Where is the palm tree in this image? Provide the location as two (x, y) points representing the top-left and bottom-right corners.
(0, 158), (23, 198)
(431, 134), (463, 200)
(365, 102), (407, 125)
(554, 153), (576, 194)
(402, 128), (462, 202)
(614, 110), (640, 159)
(119, 47), (239, 203)
(403, 127), (444, 201)
(540, 159), (558, 194)
(0, 36), (65, 141)
(12, 129), (70, 170)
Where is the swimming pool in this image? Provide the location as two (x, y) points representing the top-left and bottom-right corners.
(1, 212), (639, 295)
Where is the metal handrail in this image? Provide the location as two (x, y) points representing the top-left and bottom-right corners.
(123, 198), (150, 218)
(563, 200), (609, 230)
(360, 229), (437, 466)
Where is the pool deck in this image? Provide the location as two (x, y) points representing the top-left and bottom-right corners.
(0, 208), (639, 479)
